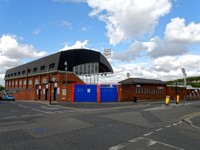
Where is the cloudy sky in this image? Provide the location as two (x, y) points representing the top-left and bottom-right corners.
(1, 0), (200, 85)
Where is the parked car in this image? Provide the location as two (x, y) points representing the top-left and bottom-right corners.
(2, 95), (15, 101)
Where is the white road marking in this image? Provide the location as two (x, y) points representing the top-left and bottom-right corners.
(32, 108), (51, 114)
(108, 144), (125, 150)
(4, 116), (17, 119)
(40, 106), (59, 110)
(156, 128), (163, 132)
(166, 125), (171, 128)
(143, 106), (171, 111)
(147, 139), (157, 146)
(143, 132), (154, 137)
(144, 137), (184, 150)
(128, 137), (144, 143)
(173, 123), (178, 126)
(17, 104), (28, 108)
(178, 121), (183, 124)
(21, 114), (31, 117)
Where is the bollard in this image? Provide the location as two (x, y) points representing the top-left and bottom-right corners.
(165, 95), (170, 105)
(176, 95), (179, 104)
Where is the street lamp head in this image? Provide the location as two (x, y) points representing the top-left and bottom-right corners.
(64, 61), (67, 66)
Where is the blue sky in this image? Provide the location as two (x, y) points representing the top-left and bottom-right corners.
(1, 0), (200, 85)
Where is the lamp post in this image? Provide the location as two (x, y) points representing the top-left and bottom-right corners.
(49, 74), (53, 105)
(64, 61), (68, 101)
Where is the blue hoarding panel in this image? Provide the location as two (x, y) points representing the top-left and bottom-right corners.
(100, 85), (118, 102)
(74, 85), (97, 102)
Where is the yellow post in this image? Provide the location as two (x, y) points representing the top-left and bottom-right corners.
(165, 95), (170, 105)
(176, 95), (179, 104)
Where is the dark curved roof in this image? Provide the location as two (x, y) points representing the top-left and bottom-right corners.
(119, 78), (166, 85)
(5, 48), (113, 79)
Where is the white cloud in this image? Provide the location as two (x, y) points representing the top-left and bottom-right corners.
(0, 34), (48, 85)
(0, 34), (47, 59)
(147, 37), (188, 58)
(152, 55), (200, 77)
(59, 40), (88, 51)
(113, 41), (145, 61)
(59, 20), (72, 29)
(87, 0), (172, 45)
(165, 17), (200, 43)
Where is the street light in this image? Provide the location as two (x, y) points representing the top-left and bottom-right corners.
(49, 74), (53, 105)
(64, 61), (68, 101)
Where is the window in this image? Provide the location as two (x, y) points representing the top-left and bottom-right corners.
(28, 69), (31, 73)
(18, 72), (21, 75)
(19, 80), (22, 85)
(136, 85), (141, 94)
(33, 67), (37, 72)
(49, 63), (55, 69)
(40, 65), (45, 71)
(14, 73), (17, 76)
(23, 80), (27, 85)
(35, 79), (39, 85)
(22, 70), (25, 75)
(15, 81), (18, 85)
(29, 79), (32, 85)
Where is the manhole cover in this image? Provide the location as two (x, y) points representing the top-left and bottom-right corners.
(32, 128), (48, 133)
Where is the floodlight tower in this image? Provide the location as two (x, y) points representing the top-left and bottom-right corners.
(181, 68), (187, 87)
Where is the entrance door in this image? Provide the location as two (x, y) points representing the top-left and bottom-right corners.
(38, 89), (41, 100)
(45, 89), (48, 100)
(54, 88), (57, 101)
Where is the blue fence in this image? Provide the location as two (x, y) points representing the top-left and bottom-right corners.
(100, 85), (118, 102)
(74, 84), (97, 102)
(74, 84), (118, 102)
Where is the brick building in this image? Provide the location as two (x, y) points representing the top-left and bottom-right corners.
(4, 49), (113, 102)
(118, 78), (187, 102)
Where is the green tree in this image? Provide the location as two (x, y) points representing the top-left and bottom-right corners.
(0, 85), (5, 91)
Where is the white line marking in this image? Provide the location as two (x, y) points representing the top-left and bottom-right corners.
(32, 108), (50, 114)
(156, 128), (163, 132)
(21, 115), (30, 117)
(18, 104), (27, 108)
(108, 144), (125, 150)
(178, 121), (183, 124)
(128, 137), (144, 143)
(173, 123), (178, 126)
(4, 116), (17, 119)
(144, 137), (184, 150)
(147, 139), (157, 146)
(41, 106), (59, 110)
(166, 125), (171, 128)
(143, 132), (154, 137)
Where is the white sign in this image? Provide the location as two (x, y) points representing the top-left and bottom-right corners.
(87, 88), (91, 93)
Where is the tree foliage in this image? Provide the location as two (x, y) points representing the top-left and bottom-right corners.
(167, 76), (200, 88)
(0, 85), (5, 91)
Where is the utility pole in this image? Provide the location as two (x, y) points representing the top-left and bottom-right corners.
(64, 61), (68, 101)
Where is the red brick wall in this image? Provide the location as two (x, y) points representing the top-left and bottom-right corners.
(120, 84), (167, 102)
(166, 87), (187, 101)
(7, 72), (84, 102)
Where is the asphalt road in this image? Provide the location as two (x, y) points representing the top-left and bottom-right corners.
(0, 100), (200, 150)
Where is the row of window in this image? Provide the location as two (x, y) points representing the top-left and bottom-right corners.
(6, 63), (55, 78)
(6, 78), (49, 87)
(136, 86), (164, 95)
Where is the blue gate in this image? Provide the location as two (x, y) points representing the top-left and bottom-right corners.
(100, 85), (118, 102)
(74, 84), (97, 102)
